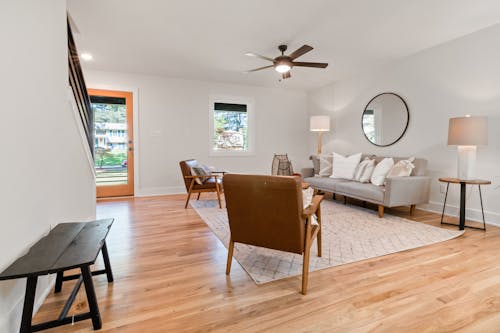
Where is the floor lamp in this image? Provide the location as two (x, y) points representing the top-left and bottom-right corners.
(447, 115), (488, 180)
(310, 115), (330, 155)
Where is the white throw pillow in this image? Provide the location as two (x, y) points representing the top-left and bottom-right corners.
(318, 154), (333, 177)
(370, 157), (394, 186)
(302, 187), (318, 226)
(358, 158), (375, 183)
(330, 152), (362, 180)
(387, 157), (415, 178)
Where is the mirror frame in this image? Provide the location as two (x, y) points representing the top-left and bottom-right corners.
(361, 92), (410, 147)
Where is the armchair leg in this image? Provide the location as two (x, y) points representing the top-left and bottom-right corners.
(302, 245), (311, 295)
(197, 193), (201, 200)
(316, 206), (322, 257)
(410, 205), (416, 215)
(226, 238), (234, 275)
(378, 205), (384, 218)
(215, 183), (222, 209)
(184, 180), (195, 209)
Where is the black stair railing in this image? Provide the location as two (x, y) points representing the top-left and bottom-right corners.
(67, 18), (94, 158)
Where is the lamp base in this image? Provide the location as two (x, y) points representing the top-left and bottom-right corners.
(457, 145), (476, 180)
(317, 131), (323, 155)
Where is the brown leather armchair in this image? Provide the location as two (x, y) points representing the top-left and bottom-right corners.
(223, 174), (323, 294)
(179, 159), (223, 209)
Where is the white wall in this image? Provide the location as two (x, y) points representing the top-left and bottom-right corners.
(0, 1), (96, 332)
(85, 70), (311, 196)
(308, 24), (500, 224)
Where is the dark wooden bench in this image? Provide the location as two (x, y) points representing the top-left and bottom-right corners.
(0, 219), (114, 333)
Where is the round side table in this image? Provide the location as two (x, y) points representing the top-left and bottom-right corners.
(438, 177), (490, 231)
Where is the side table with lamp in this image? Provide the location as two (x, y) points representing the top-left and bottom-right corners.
(442, 115), (489, 231)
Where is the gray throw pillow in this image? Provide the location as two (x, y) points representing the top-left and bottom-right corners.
(310, 155), (320, 175)
(318, 154), (333, 177)
(191, 166), (209, 185)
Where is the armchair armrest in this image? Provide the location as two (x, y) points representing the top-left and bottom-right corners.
(384, 176), (431, 207)
(301, 168), (314, 178)
(184, 174), (219, 179)
(302, 195), (324, 218)
(211, 171), (227, 175)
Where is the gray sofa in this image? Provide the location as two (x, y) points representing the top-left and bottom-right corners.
(302, 155), (431, 217)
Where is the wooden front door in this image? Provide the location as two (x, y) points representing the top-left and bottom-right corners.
(88, 89), (134, 198)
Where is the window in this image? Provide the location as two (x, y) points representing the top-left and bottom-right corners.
(209, 97), (253, 156)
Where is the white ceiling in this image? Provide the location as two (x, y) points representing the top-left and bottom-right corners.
(68, 0), (500, 91)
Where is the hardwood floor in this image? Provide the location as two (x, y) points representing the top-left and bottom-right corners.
(33, 194), (500, 332)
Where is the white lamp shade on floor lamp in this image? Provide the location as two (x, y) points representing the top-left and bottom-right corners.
(310, 115), (330, 155)
(448, 116), (488, 180)
(310, 115), (330, 132)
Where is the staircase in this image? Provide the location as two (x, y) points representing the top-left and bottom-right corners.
(67, 19), (94, 158)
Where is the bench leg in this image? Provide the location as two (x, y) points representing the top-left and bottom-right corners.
(101, 241), (114, 283)
(81, 265), (102, 330)
(54, 271), (64, 293)
(20, 276), (37, 333)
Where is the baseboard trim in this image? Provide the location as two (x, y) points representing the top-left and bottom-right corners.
(135, 186), (185, 197)
(419, 201), (500, 227)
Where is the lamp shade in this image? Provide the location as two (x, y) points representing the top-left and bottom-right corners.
(310, 115), (330, 132)
(448, 116), (488, 146)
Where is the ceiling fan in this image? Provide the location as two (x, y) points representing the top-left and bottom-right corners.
(245, 44), (328, 80)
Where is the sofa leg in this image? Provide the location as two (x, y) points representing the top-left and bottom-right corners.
(333, 193), (336, 200)
(378, 205), (384, 218)
(410, 205), (416, 215)
(344, 196), (347, 205)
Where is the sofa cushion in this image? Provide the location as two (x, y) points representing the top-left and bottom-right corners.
(303, 177), (349, 192)
(335, 182), (385, 203)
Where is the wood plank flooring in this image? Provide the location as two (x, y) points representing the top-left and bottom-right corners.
(33, 194), (500, 332)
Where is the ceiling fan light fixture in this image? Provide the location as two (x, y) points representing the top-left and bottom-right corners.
(245, 44), (327, 78)
(275, 64), (291, 73)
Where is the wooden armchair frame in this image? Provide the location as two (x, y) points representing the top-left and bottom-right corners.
(180, 159), (225, 209)
(183, 174), (223, 209)
(225, 176), (324, 295)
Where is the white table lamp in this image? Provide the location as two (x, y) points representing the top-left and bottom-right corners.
(447, 115), (488, 180)
(310, 115), (330, 155)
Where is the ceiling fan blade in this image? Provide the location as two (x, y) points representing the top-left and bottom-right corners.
(282, 72), (291, 79)
(244, 52), (274, 62)
(244, 65), (274, 73)
(288, 45), (313, 60)
(292, 62), (328, 68)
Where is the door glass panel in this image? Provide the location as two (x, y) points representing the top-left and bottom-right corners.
(91, 96), (128, 186)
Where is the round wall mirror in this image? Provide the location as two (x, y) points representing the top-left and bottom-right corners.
(361, 92), (409, 147)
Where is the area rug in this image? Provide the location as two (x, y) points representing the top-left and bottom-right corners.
(190, 199), (464, 284)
